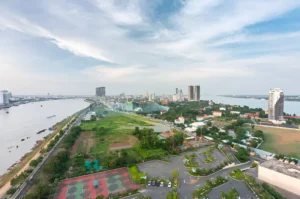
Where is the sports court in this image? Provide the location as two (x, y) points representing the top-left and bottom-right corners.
(55, 168), (140, 199)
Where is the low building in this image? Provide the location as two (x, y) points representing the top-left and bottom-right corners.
(174, 116), (185, 124)
(258, 159), (300, 196)
(190, 122), (205, 128)
(82, 111), (96, 121)
(219, 107), (226, 111)
(212, 111), (222, 117)
(230, 111), (240, 115)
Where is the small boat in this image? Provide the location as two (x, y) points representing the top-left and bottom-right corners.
(47, 115), (56, 119)
(37, 129), (47, 134)
(6, 111), (9, 114)
(41, 105), (43, 107)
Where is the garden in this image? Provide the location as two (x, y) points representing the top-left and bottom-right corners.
(229, 169), (245, 180)
(221, 188), (240, 199)
(188, 160), (231, 176)
(201, 147), (216, 163)
(193, 176), (228, 199)
(184, 153), (199, 167)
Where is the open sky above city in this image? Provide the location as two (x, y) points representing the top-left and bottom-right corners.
(1, 0), (300, 95)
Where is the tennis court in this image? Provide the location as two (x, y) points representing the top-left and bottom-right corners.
(55, 168), (139, 199)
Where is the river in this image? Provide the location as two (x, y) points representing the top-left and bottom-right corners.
(0, 99), (90, 175)
(202, 95), (300, 115)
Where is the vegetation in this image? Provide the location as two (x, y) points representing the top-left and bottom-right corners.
(221, 188), (239, 199)
(189, 160), (230, 176)
(251, 162), (258, 168)
(166, 189), (179, 199)
(128, 165), (146, 184)
(193, 176), (228, 198)
(184, 153), (198, 167)
(229, 169), (244, 180)
(262, 183), (286, 199)
(29, 156), (43, 167)
(235, 146), (250, 163)
(201, 148), (216, 163)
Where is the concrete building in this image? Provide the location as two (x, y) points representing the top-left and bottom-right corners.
(230, 111), (240, 115)
(173, 88), (183, 102)
(148, 92), (155, 101)
(174, 116), (185, 124)
(144, 92), (149, 99)
(258, 159), (300, 196)
(124, 101), (138, 112)
(96, 87), (106, 97)
(0, 90), (12, 105)
(188, 85), (194, 101)
(268, 88), (284, 121)
(212, 111), (222, 117)
(176, 88), (178, 94)
(194, 85), (200, 101)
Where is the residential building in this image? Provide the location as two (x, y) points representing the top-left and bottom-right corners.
(174, 116), (185, 124)
(158, 131), (176, 140)
(212, 111), (222, 117)
(176, 88), (178, 94)
(194, 85), (200, 101)
(173, 88), (183, 102)
(219, 107), (226, 111)
(148, 92), (155, 101)
(258, 159), (300, 196)
(0, 90), (12, 105)
(143, 92), (149, 99)
(188, 85), (194, 101)
(268, 88), (284, 121)
(96, 87), (106, 97)
(230, 111), (240, 114)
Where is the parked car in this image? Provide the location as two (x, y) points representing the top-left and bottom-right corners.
(155, 181), (160, 187)
(160, 182), (164, 187)
(151, 181), (156, 186)
(148, 180), (151, 186)
(168, 182), (172, 188)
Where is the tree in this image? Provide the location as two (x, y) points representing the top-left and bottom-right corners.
(207, 121), (212, 127)
(29, 160), (39, 167)
(96, 195), (105, 199)
(196, 128), (201, 137)
(253, 130), (264, 140)
(171, 169), (179, 179)
(251, 124), (254, 130)
(235, 147), (250, 163)
(250, 140), (258, 148)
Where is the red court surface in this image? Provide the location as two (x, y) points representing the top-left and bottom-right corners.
(55, 168), (140, 199)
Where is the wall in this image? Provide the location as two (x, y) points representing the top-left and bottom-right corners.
(258, 166), (300, 196)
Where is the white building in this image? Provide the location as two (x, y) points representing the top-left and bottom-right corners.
(258, 159), (300, 196)
(148, 92), (155, 101)
(268, 88), (284, 121)
(212, 111), (222, 117)
(0, 90), (12, 105)
(230, 111), (240, 115)
(190, 122), (205, 128)
(172, 90), (183, 102)
(82, 111), (96, 121)
(174, 116), (185, 124)
(219, 107), (226, 111)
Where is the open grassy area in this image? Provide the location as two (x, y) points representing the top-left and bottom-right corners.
(256, 126), (300, 158)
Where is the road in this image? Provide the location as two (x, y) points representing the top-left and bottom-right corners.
(11, 108), (89, 199)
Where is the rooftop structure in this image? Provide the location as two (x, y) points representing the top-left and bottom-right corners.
(260, 159), (300, 179)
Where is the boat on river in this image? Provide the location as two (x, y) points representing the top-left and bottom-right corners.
(47, 115), (56, 119)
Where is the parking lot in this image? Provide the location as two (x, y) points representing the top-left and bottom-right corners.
(194, 147), (228, 168)
(208, 179), (256, 199)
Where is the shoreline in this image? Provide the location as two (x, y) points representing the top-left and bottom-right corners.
(0, 115), (76, 197)
(219, 95), (300, 102)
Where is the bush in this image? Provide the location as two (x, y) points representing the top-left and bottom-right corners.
(262, 183), (286, 199)
(128, 165), (146, 184)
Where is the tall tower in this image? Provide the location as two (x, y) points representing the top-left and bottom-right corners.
(194, 85), (200, 101)
(188, 86), (194, 101)
(96, 87), (106, 97)
(268, 88), (284, 121)
(176, 88), (178, 94)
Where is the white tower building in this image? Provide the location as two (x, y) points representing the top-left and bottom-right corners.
(268, 88), (284, 121)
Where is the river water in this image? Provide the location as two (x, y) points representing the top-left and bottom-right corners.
(202, 95), (300, 115)
(0, 99), (89, 175)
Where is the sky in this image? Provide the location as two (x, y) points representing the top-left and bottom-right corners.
(1, 0), (300, 96)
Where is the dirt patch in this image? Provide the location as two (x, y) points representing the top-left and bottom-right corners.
(109, 142), (132, 151)
(71, 131), (94, 156)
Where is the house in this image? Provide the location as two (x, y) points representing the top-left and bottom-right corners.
(158, 131), (175, 140)
(219, 107), (226, 111)
(230, 111), (240, 115)
(174, 116), (185, 124)
(190, 122), (205, 128)
(196, 116), (204, 121)
(212, 111), (222, 117)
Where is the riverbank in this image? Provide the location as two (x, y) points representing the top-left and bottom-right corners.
(0, 114), (77, 197)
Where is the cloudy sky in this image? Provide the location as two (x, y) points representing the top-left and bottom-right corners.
(1, 0), (300, 96)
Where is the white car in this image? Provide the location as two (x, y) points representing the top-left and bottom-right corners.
(160, 182), (164, 187)
(168, 182), (172, 188)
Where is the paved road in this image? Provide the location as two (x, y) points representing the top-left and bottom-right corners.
(12, 109), (89, 199)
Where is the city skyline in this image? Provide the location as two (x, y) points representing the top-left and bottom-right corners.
(1, 1), (300, 95)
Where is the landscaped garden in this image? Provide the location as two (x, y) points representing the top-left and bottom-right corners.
(201, 147), (216, 163)
(128, 165), (147, 184)
(184, 153), (199, 167)
(193, 176), (228, 199)
(229, 169), (245, 180)
(221, 188), (240, 199)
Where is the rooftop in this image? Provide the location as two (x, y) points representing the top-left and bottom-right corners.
(260, 159), (300, 179)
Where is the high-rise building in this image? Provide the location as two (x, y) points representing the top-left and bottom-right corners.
(188, 85), (194, 101)
(0, 90), (12, 105)
(148, 92), (156, 101)
(268, 88), (284, 121)
(96, 87), (106, 97)
(176, 88), (178, 94)
(144, 92), (149, 99)
(194, 85), (200, 101)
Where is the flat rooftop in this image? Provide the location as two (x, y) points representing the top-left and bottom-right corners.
(260, 159), (300, 179)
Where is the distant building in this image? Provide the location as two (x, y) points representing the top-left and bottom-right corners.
(96, 87), (106, 97)
(149, 92), (155, 101)
(188, 85), (200, 101)
(144, 92), (149, 99)
(230, 111), (240, 115)
(173, 89), (183, 102)
(82, 111), (96, 121)
(0, 90), (12, 105)
(124, 101), (138, 112)
(194, 85), (200, 101)
(174, 116), (185, 124)
(268, 88), (284, 121)
(258, 159), (300, 196)
(219, 107), (226, 111)
(208, 100), (214, 106)
(212, 111), (222, 117)
(158, 131), (176, 140)
(176, 88), (178, 94)
(188, 85), (194, 101)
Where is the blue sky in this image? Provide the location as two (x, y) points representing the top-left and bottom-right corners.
(0, 0), (300, 95)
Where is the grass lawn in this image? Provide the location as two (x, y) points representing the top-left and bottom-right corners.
(128, 165), (146, 183)
(229, 169), (244, 180)
(257, 126), (300, 158)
